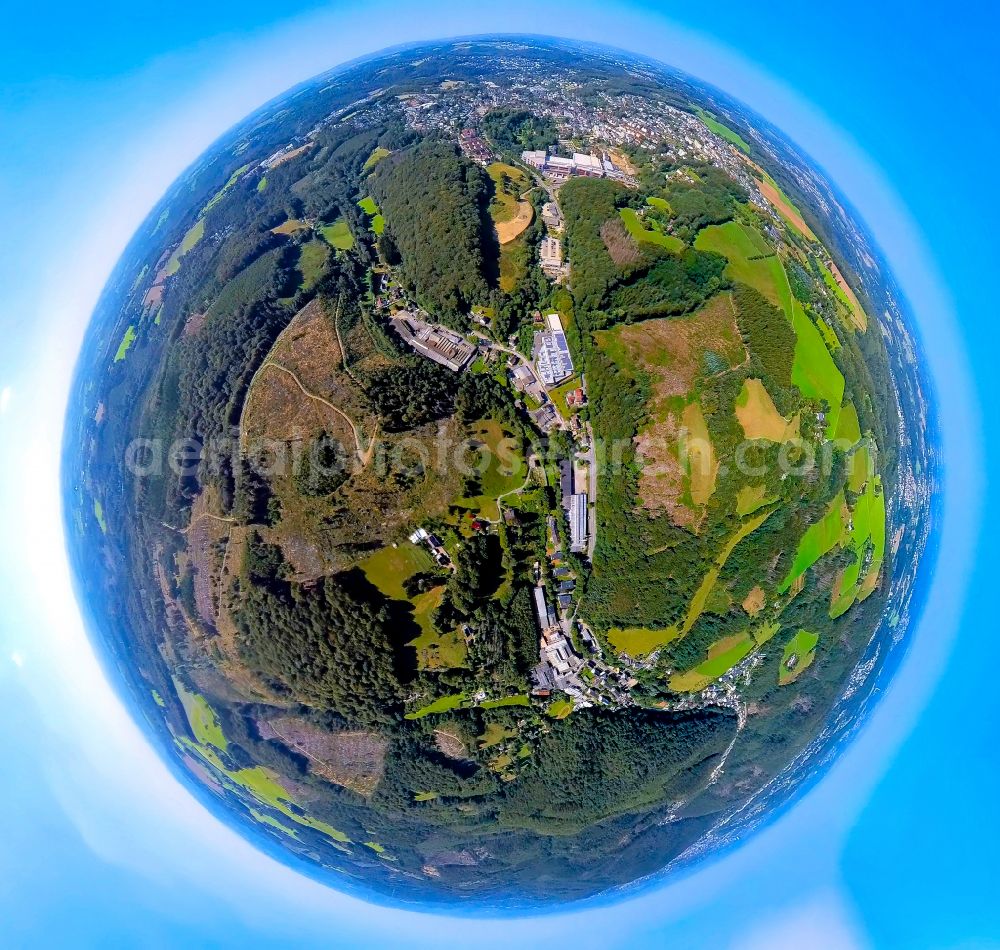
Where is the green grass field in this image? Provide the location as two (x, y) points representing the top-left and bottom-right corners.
(479, 722), (517, 749)
(779, 629), (819, 685)
(848, 441), (872, 495)
(670, 633), (754, 693)
(789, 300), (845, 438)
(256, 176), (268, 193)
(457, 420), (526, 520)
(481, 694), (530, 709)
(164, 218), (206, 276)
(319, 218), (354, 251)
(830, 476), (886, 617)
(547, 698), (574, 719)
(695, 221), (792, 316)
(173, 678), (228, 751)
(736, 483), (775, 517)
(363, 146), (391, 171)
(405, 693), (467, 719)
(549, 375), (583, 418)
(619, 207), (684, 253)
(609, 506), (774, 657)
(835, 400), (862, 447)
(356, 196), (385, 234)
(297, 239), (329, 292)
(779, 491), (848, 593)
(360, 543), (435, 600)
(175, 681), (354, 847)
(113, 325), (137, 363)
(93, 499), (107, 534)
(487, 162), (530, 224)
(817, 259), (866, 330)
(695, 108), (751, 153)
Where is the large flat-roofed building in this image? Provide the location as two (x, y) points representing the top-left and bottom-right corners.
(533, 312), (574, 387)
(521, 149), (547, 170)
(540, 236), (562, 270)
(520, 150), (606, 181)
(533, 586), (554, 631)
(569, 492), (588, 553)
(572, 152), (603, 176)
(390, 313), (476, 372)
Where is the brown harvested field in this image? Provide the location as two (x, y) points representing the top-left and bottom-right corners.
(682, 401), (718, 506)
(742, 585), (766, 616)
(262, 716), (388, 796)
(143, 283), (164, 309)
(495, 200), (533, 244)
(271, 218), (310, 235)
(601, 217), (643, 268)
(602, 293), (744, 527)
(735, 378), (800, 442)
(757, 177), (817, 242)
(828, 259), (868, 331)
(267, 142), (314, 168)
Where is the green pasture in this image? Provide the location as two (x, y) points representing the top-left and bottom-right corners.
(405, 693), (466, 720)
(364, 146), (391, 171)
(695, 221), (792, 316)
(164, 218), (206, 276)
(695, 108), (751, 153)
(790, 300), (845, 437)
(779, 629), (819, 685)
(319, 217), (354, 251)
(609, 507), (774, 657)
(113, 325), (137, 363)
(547, 698), (574, 719)
(481, 694), (530, 709)
(619, 207), (683, 252)
(296, 239), (329, 292)
(93, 499), (107, 533)
(200, 163), (251, 216)
(779, 491), (848, 593)
(457, 420), (526, 520)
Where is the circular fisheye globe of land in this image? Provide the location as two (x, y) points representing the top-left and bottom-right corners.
(64, 36), (933, 906)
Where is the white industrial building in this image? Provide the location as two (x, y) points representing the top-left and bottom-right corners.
(532, 312), (574, 387)
(569, 492), (589, 553)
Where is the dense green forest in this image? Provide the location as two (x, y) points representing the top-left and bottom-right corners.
(370, 140), (497, 321)
(481, 108), (559, 153)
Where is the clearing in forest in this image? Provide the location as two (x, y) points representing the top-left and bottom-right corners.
(319, 217), (355, 250)
(619, 206), (683, 253)
(779, 629), (819, 685)
(599, 292), (744, 528)
(735, 378), (800, 442)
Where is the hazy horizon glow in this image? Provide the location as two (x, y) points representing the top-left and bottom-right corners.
(0, 3), (989, 946)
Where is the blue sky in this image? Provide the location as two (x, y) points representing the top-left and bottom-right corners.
(0, 1), (997, 945)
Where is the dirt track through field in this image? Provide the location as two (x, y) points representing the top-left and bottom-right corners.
(256, 361), (378, 466)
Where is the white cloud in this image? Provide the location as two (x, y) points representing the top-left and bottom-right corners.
(9, 651), (24, 668)
(733, 890), (869, 950)
(0, 386), (11, 414)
